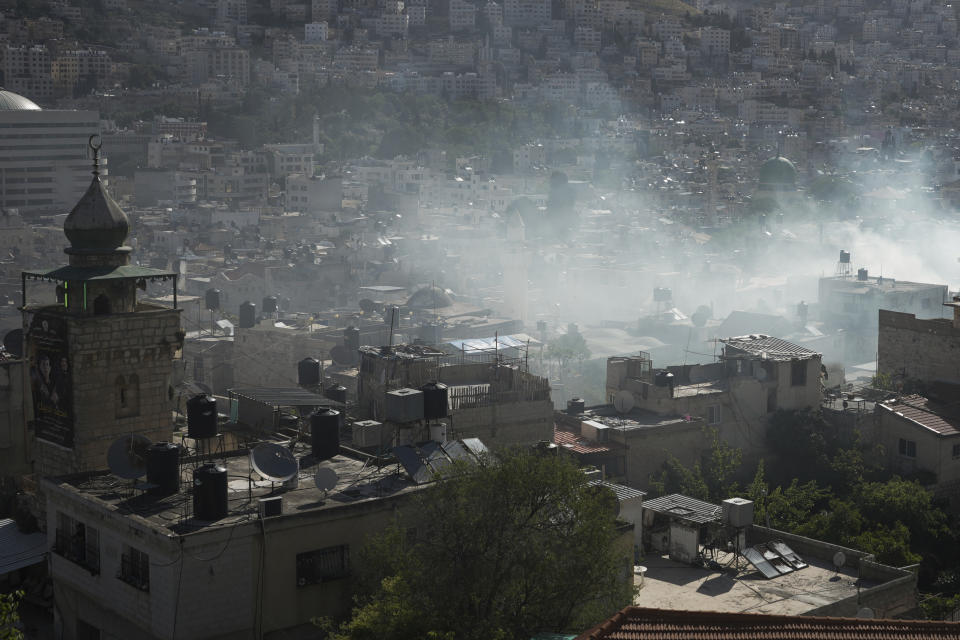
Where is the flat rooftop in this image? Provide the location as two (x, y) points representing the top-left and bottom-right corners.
(52, 443), (420, 535)
(576, 405), (702, 430)
(634, 551), (873, 616)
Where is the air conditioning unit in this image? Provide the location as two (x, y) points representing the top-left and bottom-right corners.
(259, 496), (282, 518)
(352, 420), (387, 448)
(385, 388), (424, 423)
(722, 497), (754, 528)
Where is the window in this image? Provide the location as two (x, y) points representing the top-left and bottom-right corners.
(119, 546), (150, 591)
(77, 620), (100, 640)
(707, 404), (721, 425)
(115, 374), (141, 418)
(898, 438), (917, 458)
(296, 545), (350, 587)
(953, 444), (960, 459)
(791, 360), (807, 386)
(54, 512), (100, 574)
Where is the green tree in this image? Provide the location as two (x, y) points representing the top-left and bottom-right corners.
(329, 449), (635, 640)
(0, 590), (23, 640)
(546, 332), (591, 371)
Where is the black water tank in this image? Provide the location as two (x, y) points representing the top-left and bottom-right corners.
(186, 394), (218, 439)
(310, 408), (340, 461)
(146, 442), (180, 497)
(344, 326), (360, 352)
(205, 288), (221, 311)
(654, 371), (674, 387)
(325, 384), (347, 404)
(262, 296), (278, 313)
(193, 464), (228, 520)
(567, 398), (586, 415)
(421, 382), (448, 420)
(298, 357), (320, 387)
(239, 301), (256, 328)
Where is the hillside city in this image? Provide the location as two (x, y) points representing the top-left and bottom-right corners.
(2, 0), (960, 638)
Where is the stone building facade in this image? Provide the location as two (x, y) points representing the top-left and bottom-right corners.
(877, 307), (960, 387)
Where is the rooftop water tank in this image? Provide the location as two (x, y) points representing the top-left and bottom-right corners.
(193, 464), (228, 520)
(421, 382), (448, 420)
(186, 394), (217, 439)
(239, 301), (256, 328)
(298, 357), (320, 387)
(262, 296), (278, 314)
(310, 408), (340, 461)
(205, 288), (221, 311)
(146, 442), (180, 497)
(325, 384), (347, 405)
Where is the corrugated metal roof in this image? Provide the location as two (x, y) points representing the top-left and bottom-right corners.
(879, 395), (960, 436)
(588, 480), (645, 501)
(576, 607), (960, 639)
(0, 518), (46, 575)
(721, 335), (820, 361)
(554, 427), (612, 455)
(642, 493), (722, 524)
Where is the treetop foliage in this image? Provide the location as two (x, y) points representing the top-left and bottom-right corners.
(327, 448), (635, 640)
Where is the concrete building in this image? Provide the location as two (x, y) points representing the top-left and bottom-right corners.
(605, 336), (822, 464)
(874, 395), (960, 508)
(818, 270), (947, 332)
(44, 447), (427, 639)
(0, 352), (29, 477)
(356, 344), (553, 447)
(284, 173), (343, 212)
(0, 89), (102, 214)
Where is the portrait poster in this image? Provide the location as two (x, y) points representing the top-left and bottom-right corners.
(28, 313), (73, 448)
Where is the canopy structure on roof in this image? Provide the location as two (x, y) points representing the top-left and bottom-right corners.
(21, 265), (178, 308)
(0, 518), (46, 575)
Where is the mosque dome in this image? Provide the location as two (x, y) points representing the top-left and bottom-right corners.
(0, 88), (41, 111)
(64, 151), (129, 255)
(406, 285), (453, 310)
(758, 156), (797, 191)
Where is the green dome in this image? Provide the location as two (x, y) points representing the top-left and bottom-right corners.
(758, 156), (797, 191)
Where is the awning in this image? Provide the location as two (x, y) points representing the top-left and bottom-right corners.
(0, 518), (46, 575)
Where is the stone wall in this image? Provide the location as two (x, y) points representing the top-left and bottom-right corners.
(878, 310), (960, 385)
(33, 304), (182, 478)
(0, 358), (29, 477)
(749, 525), (917, 619)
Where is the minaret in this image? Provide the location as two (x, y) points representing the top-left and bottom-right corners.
(22, 137), (182, 477)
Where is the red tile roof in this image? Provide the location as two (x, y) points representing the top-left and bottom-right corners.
(554, 425), (612, 454)
(879, 395), (960, 436)
(576, 607), (960, 640)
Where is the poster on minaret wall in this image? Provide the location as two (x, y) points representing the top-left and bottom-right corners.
(28, 313), (74, 448)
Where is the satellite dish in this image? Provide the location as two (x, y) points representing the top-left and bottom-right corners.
(250, 443), (298, 482)
(614, 390), (635, 414)
(314, 466), (339, 492)
(107, 434), (152, 479)
(330, 344), (351, 365)
(2, 329), (23, 358)
(856, 607), (875, 619)
(832, 551), (846, 570)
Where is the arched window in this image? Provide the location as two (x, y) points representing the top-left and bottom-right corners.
(116, 374), (140, 418)
(94, 294), (111, 315)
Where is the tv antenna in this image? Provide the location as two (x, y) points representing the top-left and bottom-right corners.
(613, 390), (635, 414)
